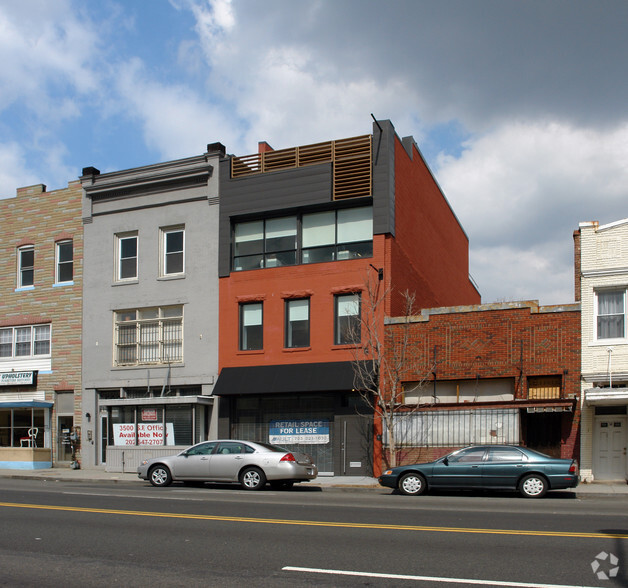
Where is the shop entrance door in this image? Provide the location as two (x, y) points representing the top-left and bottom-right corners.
(57, 416), (74, 462)
(100, 414), (109, 465)
(335, 415), (372, 476)
(594, 416), (627, 480)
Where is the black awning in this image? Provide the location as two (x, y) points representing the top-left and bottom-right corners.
(213, 361), (366, 396)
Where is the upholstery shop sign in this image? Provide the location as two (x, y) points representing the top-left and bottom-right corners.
(269, 419), (330, 445)
(0, 371), (35, 386)
(113, 423), (175, 446)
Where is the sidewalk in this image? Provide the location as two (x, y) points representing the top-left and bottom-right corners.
(0, 467), (627, 495)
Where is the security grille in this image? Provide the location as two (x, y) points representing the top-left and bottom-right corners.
(384, 408), (520, 448)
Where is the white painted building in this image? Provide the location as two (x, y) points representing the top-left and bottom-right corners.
(579, 218), (628, 482)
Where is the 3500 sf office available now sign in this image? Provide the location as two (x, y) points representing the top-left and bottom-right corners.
(269, 420), (330, 445)
(113, 423), (175, 446)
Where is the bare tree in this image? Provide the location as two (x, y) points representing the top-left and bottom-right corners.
(346, 274), (434, 469)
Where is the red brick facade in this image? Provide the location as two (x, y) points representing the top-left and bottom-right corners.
(377, 302), (581, 475)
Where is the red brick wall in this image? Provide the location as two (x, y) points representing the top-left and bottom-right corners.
(376, 303), (581, 474)
(219, 236), (387, 368)
(390, 140), (480, 315)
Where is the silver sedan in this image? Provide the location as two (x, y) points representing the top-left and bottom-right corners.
(137, 439), (318, 490)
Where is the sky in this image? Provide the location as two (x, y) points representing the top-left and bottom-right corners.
(1, 0), (627, 306)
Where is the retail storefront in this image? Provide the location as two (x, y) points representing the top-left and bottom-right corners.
(0, 400), (53, 469)
(87, 387), (215, 473)
(214, 362), (373, 476)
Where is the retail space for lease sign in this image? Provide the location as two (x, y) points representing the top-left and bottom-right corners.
(113, 423), (175, 446)
(269, 419), (330, 444)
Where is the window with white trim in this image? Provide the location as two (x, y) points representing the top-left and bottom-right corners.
(0, 324), (51, 359)
(334, 293), (361, 345)
(116, 232), (138, 281)
(239, 302), (263, 350)
(161, 227), (185, 276)
(285, 298), (310, 348)
(56, 240), (73, 284)
(114, 306), (183, 366)
(17, 246), (34, 288)
(597, 289), (626, 339)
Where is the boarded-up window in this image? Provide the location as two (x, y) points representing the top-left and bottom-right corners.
(528, 376), (561, 400)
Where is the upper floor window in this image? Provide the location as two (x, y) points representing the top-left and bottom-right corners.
(232, 206), (372, 271)
(114, 306), (183, 366)
(597, 289), (626, 339)
(116, 232), (138, 281)
(303, 206), (372, 264)
(17, 246), (34, 288)
(234, 217), (297, 271)
(0, 324), (51, 359)
(335, 293), (361, 345)
(161, 227), (185, 276)
(285, 298), (310, 348)
(239, 302), (263, 351)
(56, 240), (73, 284)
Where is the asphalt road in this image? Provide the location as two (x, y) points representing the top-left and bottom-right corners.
(0, 478), (626, 587)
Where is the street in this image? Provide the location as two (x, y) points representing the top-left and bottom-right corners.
(0, 479), (626, 587)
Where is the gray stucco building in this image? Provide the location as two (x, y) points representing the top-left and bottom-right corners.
(79, 145), (224, 471)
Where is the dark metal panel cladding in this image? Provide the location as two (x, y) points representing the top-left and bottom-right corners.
(218, 159), (333, 276)
(371, 119), (395, 238)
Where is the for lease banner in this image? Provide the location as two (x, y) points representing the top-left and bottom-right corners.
(269, 419), (330, 445)
(113, 423), (175, 446)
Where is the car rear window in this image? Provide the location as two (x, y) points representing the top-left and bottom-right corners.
(254, 442), (290, 452)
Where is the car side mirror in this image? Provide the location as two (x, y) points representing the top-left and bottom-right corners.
(442, 457), (449, 466)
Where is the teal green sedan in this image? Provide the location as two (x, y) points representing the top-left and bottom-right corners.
(379, 445), (579, 498)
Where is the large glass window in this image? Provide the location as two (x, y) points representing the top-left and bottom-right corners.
(285, 298), (310, 348)
(116, 232), (138, 281)
(597, 290), (626, 339)
(108, 404), (195, 447)
(0, 408), (47, 448)
(0, 324), (51, 359)
(240, 302), (263, 350)
(17, 246), (34, 288)
(335, 293), (361, 345)
(162, 227), (184, 276)
(302, 211), (336, 264)
(114, 306), (183, 366)
(233, 218), (297, 270)
(56, 240), (73, 284)
(232, 206), (372, 270)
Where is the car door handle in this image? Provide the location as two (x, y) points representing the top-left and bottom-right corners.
(200, 457), (208, 461)
(235, 456), (243, 460)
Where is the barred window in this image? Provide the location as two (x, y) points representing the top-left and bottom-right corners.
(114, 306), (183, 366)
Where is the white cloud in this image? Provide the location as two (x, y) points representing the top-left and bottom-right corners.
(0, 1), (100, 117)
(114, 58), (243, 159)
(437, 121), (628, 304)
(0, 142), (39, 198)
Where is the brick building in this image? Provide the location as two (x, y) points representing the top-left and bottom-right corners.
(382, 301), (581, 476)
(213, 119), (480, 476)
(0, 182), (83, 468)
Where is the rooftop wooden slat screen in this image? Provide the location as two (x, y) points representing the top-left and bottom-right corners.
(528, 376), (562, 400)
(231, 134), (372, 200)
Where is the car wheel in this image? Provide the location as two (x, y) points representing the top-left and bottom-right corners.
(519, 474), (547, 498)
(149, 465), (172, 487)
(270, 481), (294, 490)
(240, 467), (266, 490)
(398, 472), (427, 496)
